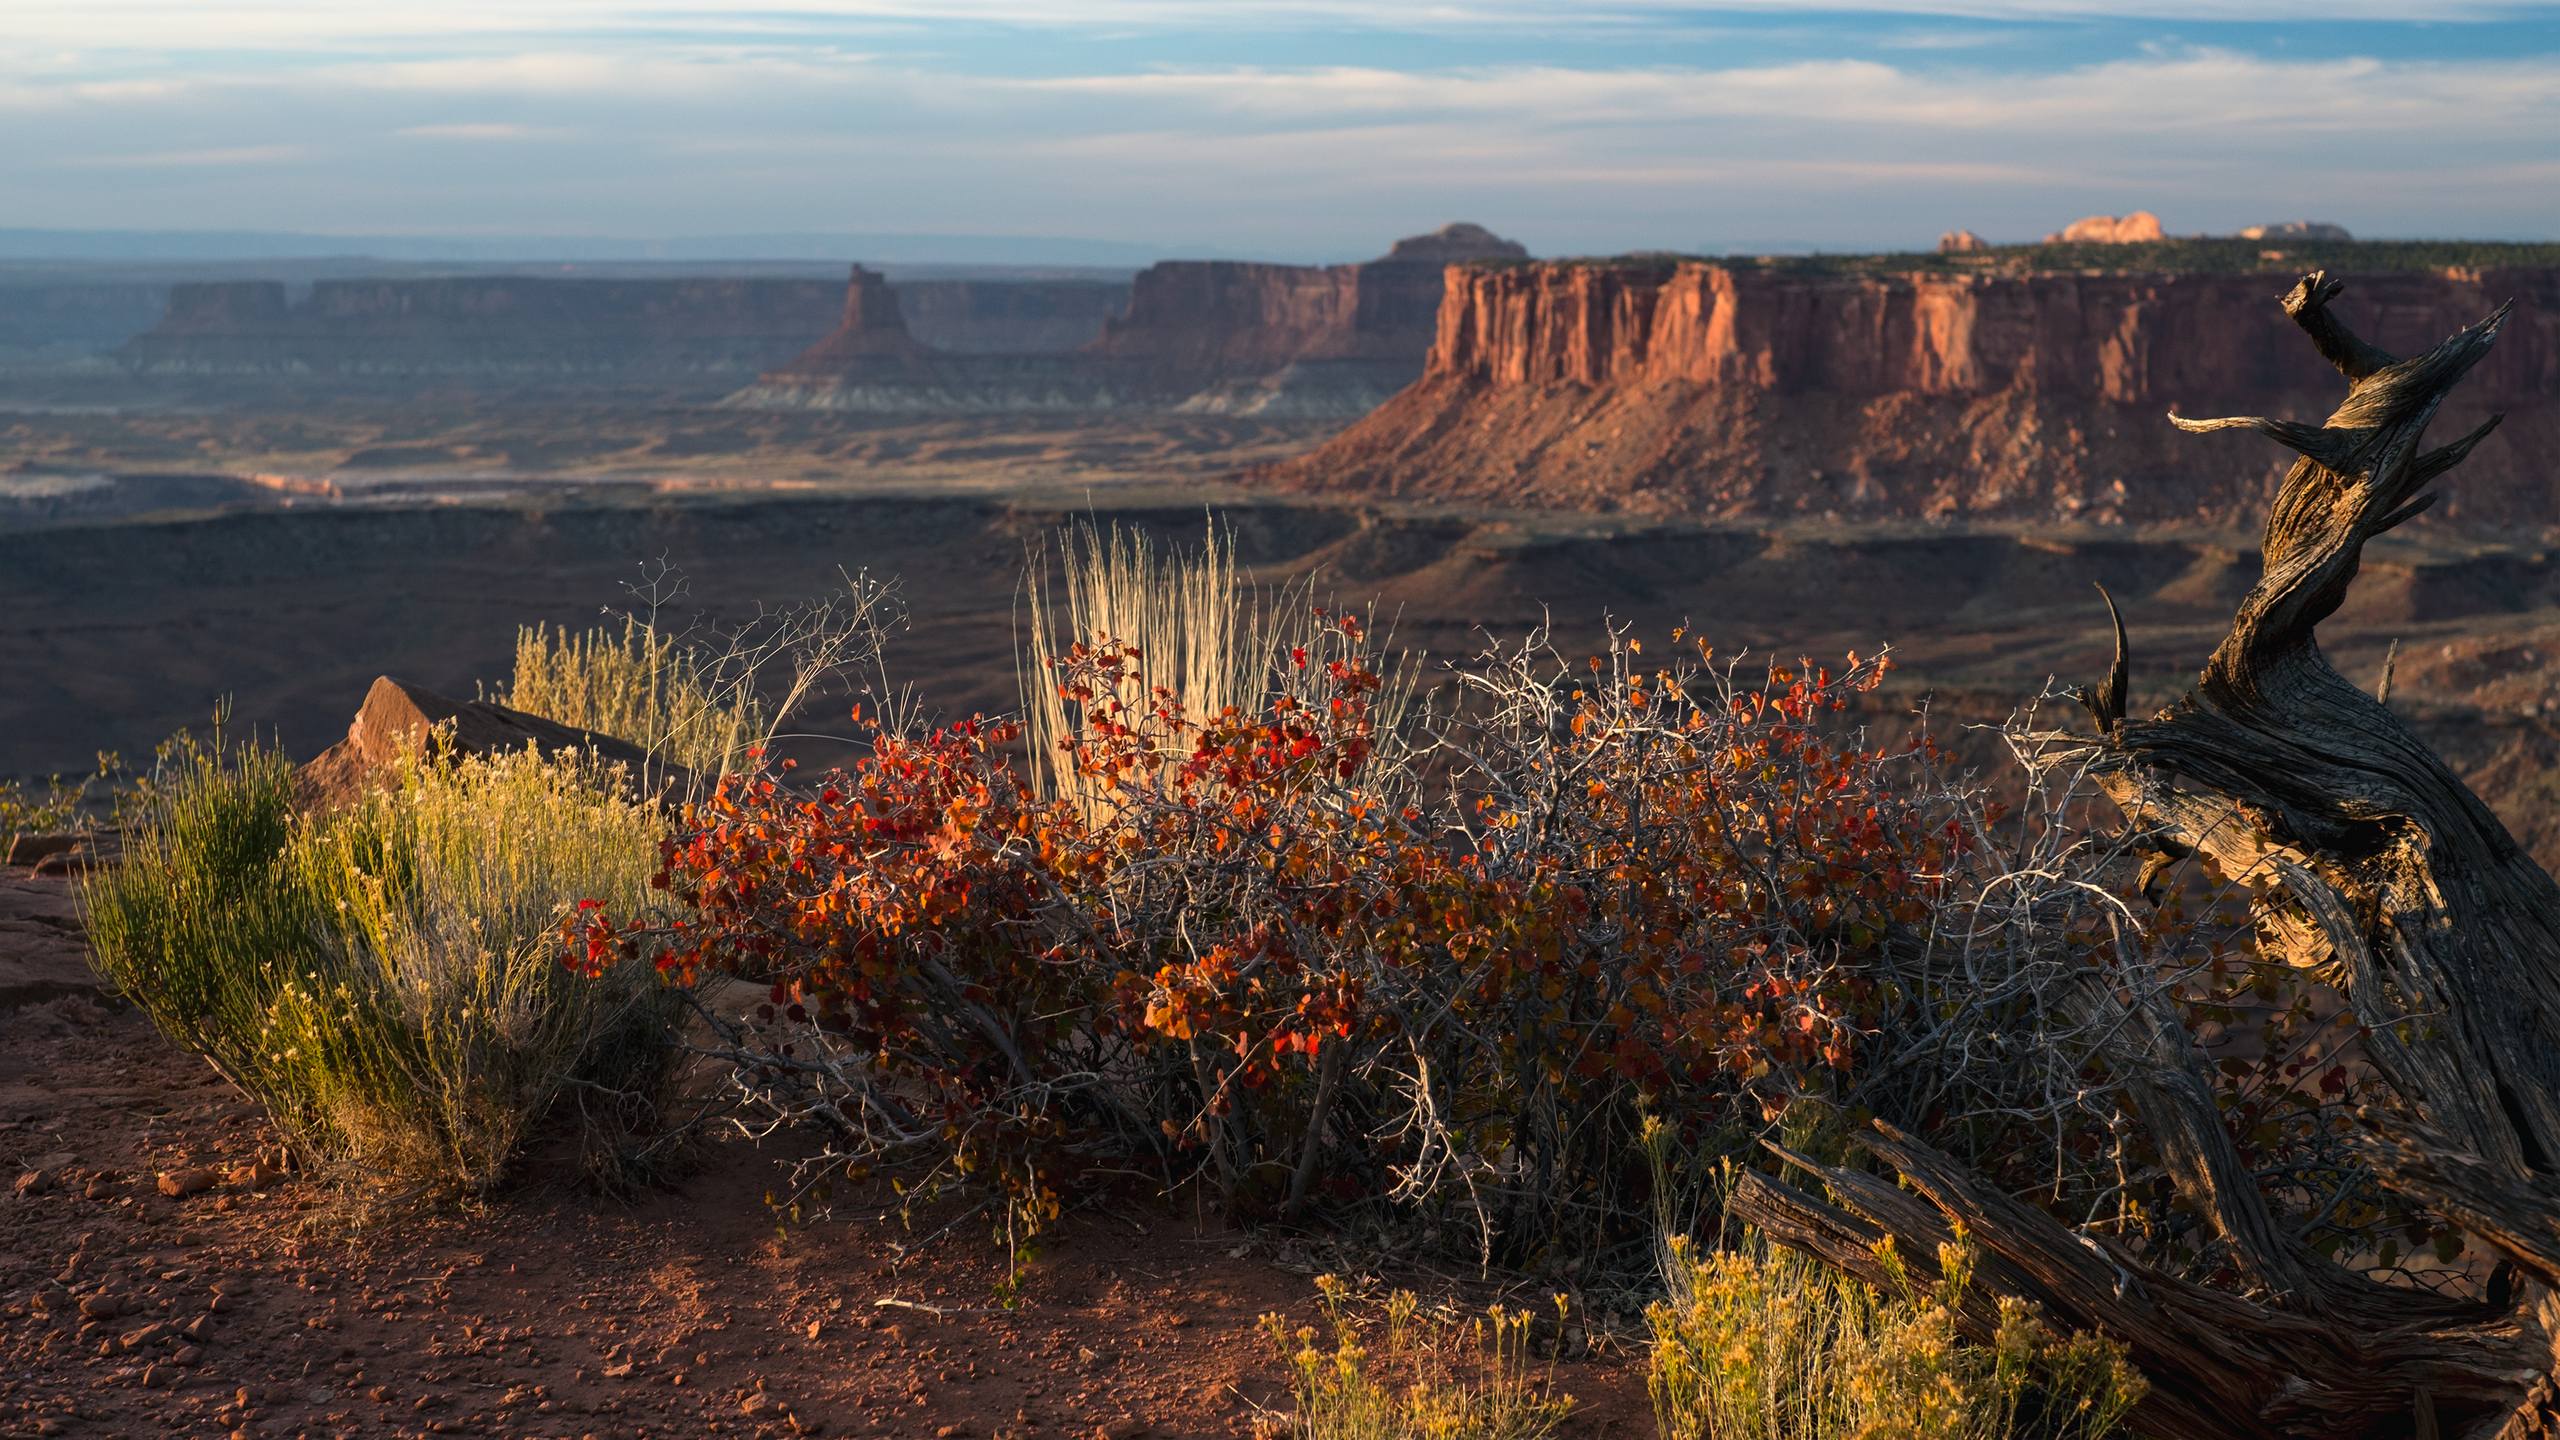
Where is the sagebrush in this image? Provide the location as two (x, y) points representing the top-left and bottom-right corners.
(85, 731), (678, 1192)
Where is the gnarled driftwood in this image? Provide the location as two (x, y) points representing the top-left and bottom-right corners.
(1734, 272), (2560, 1438)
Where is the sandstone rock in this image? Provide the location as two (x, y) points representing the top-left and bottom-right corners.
(1936, 230), (1988, 254)
(2238, 220), (2353, 242)
(156, 1169), (218, 1199)
(2041, 211), (2166, 244)
(293, 676), (681, 814)
(1260, 257), (2556, 530)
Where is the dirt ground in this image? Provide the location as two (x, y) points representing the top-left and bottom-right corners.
(0, 868), (1653, 1440)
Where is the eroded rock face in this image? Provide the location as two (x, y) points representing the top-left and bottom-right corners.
(1937, 231), (1989, 254)
(2043, 212), (2167, 245)
(1258, 259), (2560, 530)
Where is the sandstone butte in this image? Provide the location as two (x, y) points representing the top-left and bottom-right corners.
(2043, 211), (2168, 245)
(730, 223), (1533, 416)
(1254, 258), (2559, 532)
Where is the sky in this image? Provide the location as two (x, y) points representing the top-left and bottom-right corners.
(3, 1), (2558, 261)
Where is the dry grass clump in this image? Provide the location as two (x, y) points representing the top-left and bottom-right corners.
(1645, 1228), (2142, 1440)
(1019, 519), (1412, 815)
(1259, 1275), (1574, 1440)
(488, 615), (768, 780)
(82, 731), (677, 1194)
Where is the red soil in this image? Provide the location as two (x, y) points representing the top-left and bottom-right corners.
(0, 870), (1652, 1439)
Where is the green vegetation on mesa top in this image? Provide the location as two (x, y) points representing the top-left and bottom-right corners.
(1504, 237), (2560, 277)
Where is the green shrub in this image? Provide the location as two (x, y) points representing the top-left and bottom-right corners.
(1259, 1275), (1573, 1440)
(83, 732), (679, 1193)
(488, 616), (768, 780)
(1645, 1229), (2142, 1440)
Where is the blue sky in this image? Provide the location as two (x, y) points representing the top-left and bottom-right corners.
(4, 2), (2557, 260)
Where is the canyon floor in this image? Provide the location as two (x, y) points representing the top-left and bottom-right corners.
(10, 404), (2560, 865)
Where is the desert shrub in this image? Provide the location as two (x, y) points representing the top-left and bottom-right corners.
(1645, 1229), (2142, 1440)
(488, 616), (768, 779)
(1258, 1275), (1573, 1440)
(577, 611), (2029, 1267)
(85, 733), (678, 1192)
(78, 729), (313, 1095)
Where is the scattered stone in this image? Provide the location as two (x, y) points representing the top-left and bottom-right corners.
(77, 1293), (125, 1321)
(157, 1169), (219, 1199)
(15, 1168), (49, 1196)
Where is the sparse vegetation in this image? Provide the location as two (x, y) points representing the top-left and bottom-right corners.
(1258, 1275), (1573, 1440)
(1645, 1229), (2142, 1440)
(83, 729), (677, 1193)
(487, 615), (768, 779)
(0, 750), (118, 846)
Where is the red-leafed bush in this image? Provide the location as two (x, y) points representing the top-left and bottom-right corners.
(574, 604), (2408, 1282)
(569, 614), (2071, 1272)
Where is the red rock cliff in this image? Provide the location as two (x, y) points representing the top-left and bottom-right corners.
(1265, 260), (2559, 531)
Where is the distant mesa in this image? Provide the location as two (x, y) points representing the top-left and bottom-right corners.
(1936, 230), (1988, 255)
(110, 270), (1135, 386)
(1378, 223), (1532, 265)
(2239, 220), (2354, 243)
(730, 223), (1533, 417)
(2042, 211), (2167, 245)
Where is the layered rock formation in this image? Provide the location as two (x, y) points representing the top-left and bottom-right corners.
(119, 277), (846, 381)
(0, 282), (168, 371)
(1259, 259), (2560, 532)
(894, 277), (1131, 354)
(112, 271), (1135, 385)
(733, 224), (1531, 416)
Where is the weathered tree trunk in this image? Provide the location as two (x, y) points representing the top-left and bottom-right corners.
(1733, 273), (2560, 1438)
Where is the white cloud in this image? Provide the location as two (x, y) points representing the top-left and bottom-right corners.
(1, 5), (2553, 251)
(0, 0), (2541, 52)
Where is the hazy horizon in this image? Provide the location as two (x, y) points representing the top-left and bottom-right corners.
(7, 2), (2558, 261)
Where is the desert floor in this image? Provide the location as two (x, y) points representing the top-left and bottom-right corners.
(0, 866), (1656, 1440)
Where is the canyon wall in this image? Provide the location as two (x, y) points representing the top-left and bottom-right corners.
(119, 277), (847, 382)
(110, 272), (1137, 385)
(895, 278), (1131, 354)
(1261, 261), (2560, 532)
(736, 224), (1530, 416)
(0, 282), (168, 371)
